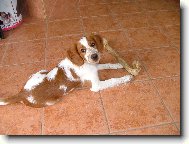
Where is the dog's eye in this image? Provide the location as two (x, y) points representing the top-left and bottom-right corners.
(91, 43), (95, 47)
(81, 49), (86, 53)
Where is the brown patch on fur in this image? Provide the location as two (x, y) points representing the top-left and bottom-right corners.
(67, 44), (84, 66)
(75, 42), (86, 60)
(70, 69), (79, 80)
(90, 34), (104, 52)
(0, 67), (82, 108)
(82, 80), (92, 88)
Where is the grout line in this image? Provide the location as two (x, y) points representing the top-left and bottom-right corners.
(81, 14), (111, 18)
(46, 33), (82, 40)
(44, 17), (49, 69)
(77, 0), (86, 35)
(150, 75), (180, 80)
(134, 51), (153, 81)
(151, 79), (177, 124)
(40, 15), (48, 135)
(0, 60), (44, 68)
(172, 121), (180, 132)
(99, 92), (111, 134)
(0, 44), (8, 66)
(0, 30), (13, 65)
(136, 52), (180, 124)
(109, 121), (179, 135)
(48, 17), (80, 22)
(174, 121), (180, 131)
(158, 26), (180, 49)
(102, 3), (133, 52)
(158, 26), (181, 54)
(41, 108), (45, 135)
(2, 24), (179, 45)
(4, 38), (47, 44)
(79, 2), (107, 6)
(173, 45), (180, 54)
(47, 0), (58, 21)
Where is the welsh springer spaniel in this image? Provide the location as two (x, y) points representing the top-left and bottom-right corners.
(0, 34), (132, 108)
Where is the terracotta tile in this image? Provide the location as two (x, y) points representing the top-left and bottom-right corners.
(99, 51), (149, 81)
(117, 13), (148, 29)
(138, 47), (180, 78)
(106, 0), (133, 3)
(128, 27), (169, 49)
(83, 16), (120, 33)
(112, 123), (179, 135)
(100, 80), (172, 133)
(0, 44), (6, 65)
(0, 63), (45, 98)
(8, 22), (46, 42)
(147, 11), (180, 27)
(176, 122), (180, 131)
(79, 0), (106, 5)
(152, 77), (180, 122)
(0, 31), (11, 44)
(99, 30), (130, 51)
(80, 4), (110, 17)
(43, 89), (108, 135)
(46, 59), (62, 71)
(46, 35), (82, 60)
(23, 17), (45, 24)
(0, 104), (42, 135)
(48, 19), (83, 37)
(26, 0), (46, 19)
(49, 1), (79, 20)
(3, 40), (45, 65)
(43, 0), (56, 18)
(138, 0), (179, 11)
(161, 25), (180, 48)
(108, 2), (141, 14)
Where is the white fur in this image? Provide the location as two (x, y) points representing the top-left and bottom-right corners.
(47, 67), (58, 81)
(58, 58), (79, 81)
(24, 71), (46, 91)
(23, 38), (132, 93)
(97, 75), (132, 91)
(59, 85), (67, 92)
(0, 101), (8, 105)
(27, 95), (36, 104)
(58, 58), (132, 92)
(46, 102), (55, 106)
(79, 37), (99, 63)
(79, 37), (90, 48)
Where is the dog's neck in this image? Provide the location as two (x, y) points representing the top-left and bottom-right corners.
(58, 58), (98, 82)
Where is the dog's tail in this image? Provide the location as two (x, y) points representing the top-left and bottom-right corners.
(0, 94), (22, 106)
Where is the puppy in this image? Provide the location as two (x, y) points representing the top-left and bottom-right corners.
(0, 34), (132, 108)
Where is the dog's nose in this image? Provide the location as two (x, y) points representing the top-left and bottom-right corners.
(91, 53), (98, 60)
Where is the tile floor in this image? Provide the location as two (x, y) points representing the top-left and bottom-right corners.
(0, 0), (180, 135)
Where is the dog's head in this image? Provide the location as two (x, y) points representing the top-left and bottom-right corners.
(67, 34), (104, 66)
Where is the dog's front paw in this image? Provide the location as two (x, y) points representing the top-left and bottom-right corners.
(122, 75), (133, 82)
(116, 63), (123, 69)
(128, 75), (133, 81)
(90, 87), (100, 92)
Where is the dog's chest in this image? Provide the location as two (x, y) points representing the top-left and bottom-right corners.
(78, 63), (98, 81)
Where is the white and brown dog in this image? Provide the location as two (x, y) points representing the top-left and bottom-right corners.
(0, 34), (132, 108)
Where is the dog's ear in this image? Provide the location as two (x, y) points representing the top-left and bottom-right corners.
(67, 44), (84, 66)
(91, 34), (104, 52)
